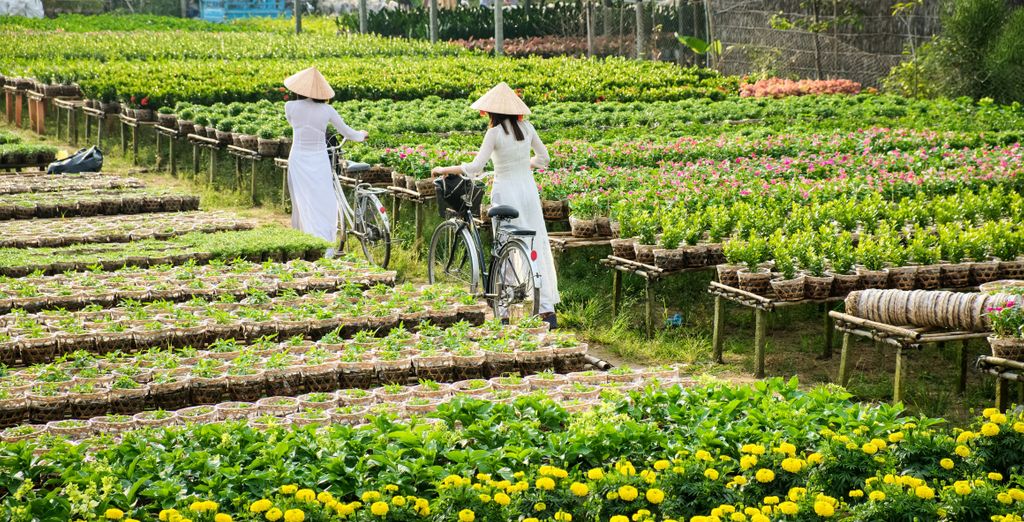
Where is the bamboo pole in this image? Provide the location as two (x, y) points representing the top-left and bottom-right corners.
(295, 0), (302, 34)
(359, 0), (368, 34)
(494, 0), (504, 56)
(754, 308), (766, 378)
(635, 0), (646, 59)
(838, 332), (851, 386)
(429, 0), (438, 43)
(712, 295), (724, 363)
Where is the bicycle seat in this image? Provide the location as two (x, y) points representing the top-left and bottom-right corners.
(487, 205), (519, 220)
(344, 161), (370, 173)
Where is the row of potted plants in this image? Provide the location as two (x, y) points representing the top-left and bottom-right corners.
(0, 283), (485, 365)
(0, 188), (200, 220)
(0, 320), (591, 424)
(0, 171), (142, 195)
(0, 256), (396, 314)
(0, 143), (58, 167)
(0, 366), (687, 443)
(0, 227), (329, 277)
(0, 209), (255, 248)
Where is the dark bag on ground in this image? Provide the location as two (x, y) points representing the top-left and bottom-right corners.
(434, 175), (484, 218)
(47, 146), (103, 174)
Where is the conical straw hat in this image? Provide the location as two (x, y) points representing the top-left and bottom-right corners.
(284, 66), (335, 100)
(470, 82), (531, 115)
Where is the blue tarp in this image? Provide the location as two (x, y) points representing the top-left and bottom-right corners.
(200, 0), (289, 22)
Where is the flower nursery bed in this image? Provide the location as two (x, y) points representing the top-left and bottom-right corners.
(5, 378), (1024, 522)
(2, 366), (677, 442)
(0, 210), (256, 249)
(0, 172), (143, 195)
(0, 320), (592, 425)
(0, 227), (329, 277)
(0, 256), (396, 314)
(0, 188), (200, 220)
(0, 143), (58, 169)
(0, 283), (488, 366)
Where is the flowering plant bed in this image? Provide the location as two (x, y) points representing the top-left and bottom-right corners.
(0, 228), (329, 277)
(0, 172), (144, 195)
(0, 283), (484, 366)
(0, 188), (199, 220)
(5, 379), (1024, 522)
(0, 256), (396, 314)
(0, 210), (256, 248)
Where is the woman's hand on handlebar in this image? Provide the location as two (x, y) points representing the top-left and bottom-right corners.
(431, 166), (459, 178)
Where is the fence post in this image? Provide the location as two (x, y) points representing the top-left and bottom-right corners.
(494, 0), (504, 56)
(586, 0), (594, 57)
(294, 0), (302, 34)
(635, 0), (646, 59)
(180, 0), (187, 17)
(359, 0), (368, 34)
(429, 0), (438, 43)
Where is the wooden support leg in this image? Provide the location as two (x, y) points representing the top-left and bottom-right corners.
(644, 277), (654, 339)
(56, 106), (62, 140)
(282, 167), (289, 208)
(71, 107), (78, 145)
(611, 270), (622, 318)
(14, 93), (22, 127)
(1018, 381), (1024, 406)
(414, 201), (424, 248)
(209, 147), (216, 186)
(169, 135), (177, 177)
(893, 346), (906, 404)
(132, 124), (139, 165)
(712, 295), (724, 364)
(155, 132), (162, 170)
(392, 194), (402, 229)
(838, 332), (851, 386)
(234, 156), (241, 181)
(192, 144), (200, 177)
(97, 115), (104, 146)
(957, 340), (968, 396)
(120, 120), (127, 157)
(995, 376), (1009, 412)
(821, 304), (833, 359)
(754, 307), (766, 378)
(37, 99), (45, 134)
(250, 159), (257, 204)
(84, 114), (92, 144)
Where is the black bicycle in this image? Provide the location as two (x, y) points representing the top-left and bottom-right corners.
(427, 173), (541, 321)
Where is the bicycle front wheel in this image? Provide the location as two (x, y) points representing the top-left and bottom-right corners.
(355, 194), (391, 269)
(490, 240), (541, 322)
(428, 220), (481, 294)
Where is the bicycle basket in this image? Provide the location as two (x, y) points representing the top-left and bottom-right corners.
(434, 175), (484, 218)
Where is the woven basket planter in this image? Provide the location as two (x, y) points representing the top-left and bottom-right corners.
(596, 217), (613, 237)
(239, 135), (258, 151)
(940, 263), (971, 288)
(634, 243), (656, 265)
(999, 259), (1024, 280)
(257, 138), (279, 156)
(404, 175), (417, 191)
(541, 200), (568, 221)
(653, 248), (686, 271)
(989, 336), (1024, 361)
(610, 238), (636, 259)
(414, 179), (436, 197)
(553, 343), (588, 373)
(484, 351), (518, 378)
(228, 372), (267, 402)
(979, 280), (1024, 294)
(451, 354), (486, 381)
(376, 358), (412, 386)
(771, 276), (806, 301)
(717, 264), (741, 287)
(737, 268), (772, 296)
(414, 354), (455, 382)
(391, 171), (405, 188)
(804, 274), (834, 300)
(681, 245), (707, 268)
(157, 113), (177, 128)
(916, 265), (941, 290)
(569, 216), (599, 238)
(177, 120), (195, 135)
(856, 267), (889, 289)
(517, 347), (556, 375)
(0, 398), (29, 428)
(109, 387), (148, 415)
(971, 260), (1001, 286)
(888, 265), (918, 291)
(831, 272), (860, 297)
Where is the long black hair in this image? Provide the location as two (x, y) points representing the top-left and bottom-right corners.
(293, 94), (327, 103)
(489, 112), (525, 141)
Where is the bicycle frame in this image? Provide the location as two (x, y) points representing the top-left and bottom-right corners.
(327, 138), (388, 246)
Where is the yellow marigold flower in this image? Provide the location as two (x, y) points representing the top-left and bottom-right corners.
(478, 494), (491, 503)
(283, 509), (305, 522)
(214, 515), (232, 522)
(888, 432), (905, 443)
(159, 510), (178, 521)
(741, 444), (766, 455)
(729, 513), (745, 522)
(755, 469), (775, 483)
(457, 512), (475, 522)
(814, 501), (835, 517)
(849, 489), (864, 498)
(618, 485), (639, 501)
(361, 491), (381, 502)
(781, 458), (804, 473)
(751, 514), (769, 522)
(982, 423), (1001, 437)
(370, 502), (389, 517)
(695, 450), (713, 461)
(610, 516), (629, 522)
(861, 442), (879, 455)
(606, 492), (619, 500)
(554, 511), (572, 521)
(524, 519), (539, 522)
(295, 489), (316, 503)
(587, 468), (605, 480)
(998, 493), (1013, 505)
(807, 453), (823, 465)
(654, 460), (670, 471)
(534, 502), (546, 512)
(914, 486), (935, 500)
(704, 468), (720, 480)
(1009, 488), (1024, 501)
(731, 476), (748, 486)
(956, 431), (976, 444)
(475, 474), (491, 482)
(955, 445), (971, 458)
(536, 477), (556, 490)
(740, 455), (758, 470)
(570, 482), (589, 497)
(778, 502), (798, 515)
(989, 472), (1004, 481)
(763, 496), (780, 505)
(940, 458), (954, 470)
(777, 442), (797, 457)
(105, 510), (124, 521)
(392, 496), (406, 507)
(984, 407), (999, 418)
(639, 470), (657, 484)
(788, 487), (806, 501)
(869, 491), (885, 502)
(250, 500), (272, 513)
(265, 508), (283, 522)
(280, 485), (298, 495)
(954, 482), (972, 496)
(494, 492), (511, 506)
(646, 488), (665, 504)
(991, 413), (1008, 424)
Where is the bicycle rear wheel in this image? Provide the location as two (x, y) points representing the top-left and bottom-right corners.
(490, 239), (540, 321)
(355, 193), (391, 269)
(428, 220), (481, 294)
